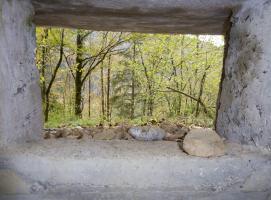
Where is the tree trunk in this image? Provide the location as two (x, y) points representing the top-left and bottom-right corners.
(41, 28), (49, 102)
(44, 29), (64, 122)
(74, 31), (84, 117)
(148, 90), (154, 117)
(100, 62), (105, 120)
(63, 71), (69, 118)
(195, 52), (209, 117)
(88, 75), (91, 118)
(44, 93), (50, 122)
(130, 42), (136, 119)
(106, 55), (111, 122)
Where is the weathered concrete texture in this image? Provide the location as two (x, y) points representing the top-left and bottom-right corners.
(0, 0), (42, 146)
(0, 140), (271, 199)
(32, 0), (247, 34)
(216, 0), (271, 149)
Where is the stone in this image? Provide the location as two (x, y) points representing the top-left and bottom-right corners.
(216, 0), (271, 149)
(183, 128), (225, 157)
(43, 131), (51, 139)
(128, 126), (166, 141)
(164, 132), (186, 141)
(93, 129), (119, 140)
(159, 121), (188, 138)
(67, 128), (84, 139)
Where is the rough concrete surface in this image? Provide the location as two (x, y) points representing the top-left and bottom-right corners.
(0, 0), (42, 146)
(216, 0), (271, 149)
(0, 140), (271, 199)
(32, 0), (247, 34)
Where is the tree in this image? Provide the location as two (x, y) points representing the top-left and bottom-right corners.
(36, 28), (65, 122)
(65, 31), (128, 117)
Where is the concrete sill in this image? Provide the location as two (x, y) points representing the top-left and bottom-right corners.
(0, 140), (271, 199)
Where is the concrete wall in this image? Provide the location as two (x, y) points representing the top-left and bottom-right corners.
(0, 0), (42, 146)
(0, 0), (270, 150)
(216, 0), (271, 149)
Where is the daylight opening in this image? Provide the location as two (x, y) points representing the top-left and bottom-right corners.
(36, 28), (224, 140)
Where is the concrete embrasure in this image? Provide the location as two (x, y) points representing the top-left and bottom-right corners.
(216, 0), (271, 149)
(0, 140), (271, 199)
(0, 0), (42, 147)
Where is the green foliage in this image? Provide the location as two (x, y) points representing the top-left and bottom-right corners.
(36, 27), (224, 128)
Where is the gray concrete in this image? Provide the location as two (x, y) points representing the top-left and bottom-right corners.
(216, 0), (271, 149)
(0, 0), (42, 147)
(32, 0), (247, 34)
(0, 140), (271, 199)
(32, 0), (271, 149)
(1, 0), (271, 198)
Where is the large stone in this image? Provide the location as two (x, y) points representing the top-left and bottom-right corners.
(128, 126), (166, 141)
(183, 128), (225, 157)
(216, 0), (271, 149)
(0, 0), (42, 146)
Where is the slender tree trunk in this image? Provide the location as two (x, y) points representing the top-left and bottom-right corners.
(177, 36), (185, 115)
(130, 42), (136, 119)
(41, 28), (49, 102)
(106, 55), (111, 122)
(148, 90), (154, 117)
(68, 74), (72, 115)
(100, 62), (105, 120)
(88, 75), (91, 118)
(44, 94), (50, 122)
(141, 54), (153, 117)
(44, 29), (65, 122)
(75, 71), (83, 117)
(74, 31), (84, 117)
(142, 99), (146, 117)
(196, 52), (209, 117)
(63, 71), (69, 119)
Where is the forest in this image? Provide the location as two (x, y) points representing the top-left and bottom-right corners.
(36, 28), (224, 128)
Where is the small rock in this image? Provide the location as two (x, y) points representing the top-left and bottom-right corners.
(164, 132), (186, 141)
(43, 131), (50, 139)
(182, 128), (225, 157)
(159, 121), (188, 138)
(128, 126), (166, 141)
(93, 129), (118, 140)
(54, 129), (64, 138)
(67, 128), (83, 139)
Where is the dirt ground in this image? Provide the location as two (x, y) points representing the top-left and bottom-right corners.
(43, 120), (190, 142)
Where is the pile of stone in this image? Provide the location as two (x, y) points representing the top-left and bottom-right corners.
(43, 122), (225, 158)
(43, 125), (132, 140)
(43, 121), (190, 141)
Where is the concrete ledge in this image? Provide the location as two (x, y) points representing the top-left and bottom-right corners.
(32, 0), (247, 34)
(1, 140), (271, 199)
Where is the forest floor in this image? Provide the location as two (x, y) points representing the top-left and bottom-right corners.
(43, 120), (192, 142)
